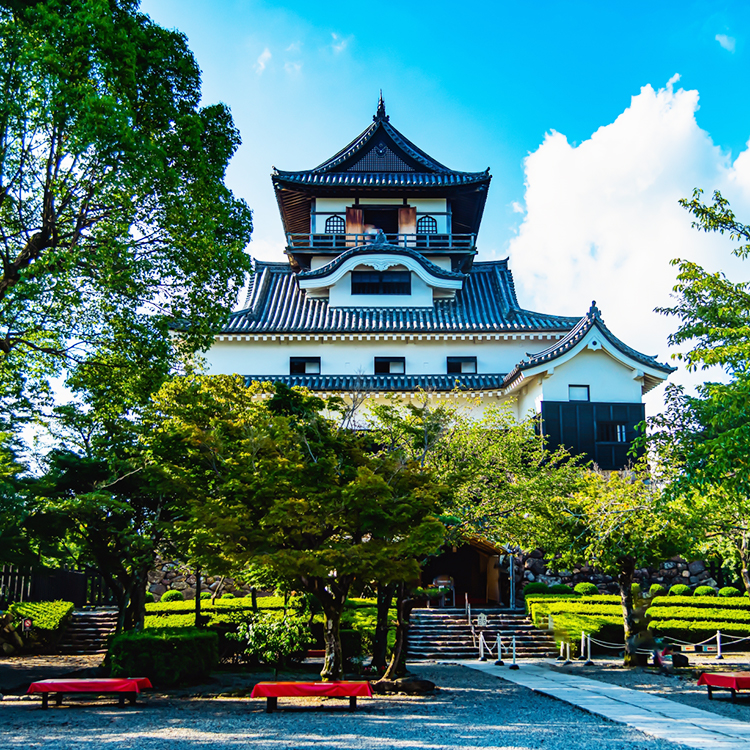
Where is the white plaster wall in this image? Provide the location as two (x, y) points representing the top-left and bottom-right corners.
(540, 349), (643, 402)
(313, 198), (448, 233)
(206, 335), (558, 379)
(514, 378), (544, 419)
(328, 269), (434, 308)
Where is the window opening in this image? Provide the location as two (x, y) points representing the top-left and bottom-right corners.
(417, 215), (438, 234)
(447, 356), (477, 374)
(374, 357), (405, 374)
(351, 270), (411, 295)
(324, 215), (345, 234)
(290, 357), (321, 375)
(568, 385), (590, 402)
(597, 422), (627, 442)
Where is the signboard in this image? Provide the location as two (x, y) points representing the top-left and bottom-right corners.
(22, 618), (33, 635)
(476, 613), (488, 628)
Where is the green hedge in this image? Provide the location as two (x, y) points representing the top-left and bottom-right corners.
(650, 596), (750, 609)
(8, 601), (74, 631)
(109, 627), (218, 686)
(649, 620), (750, 636)
(646, 606), (750, 624)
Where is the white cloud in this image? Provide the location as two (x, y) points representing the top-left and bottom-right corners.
(284, 61), (302, 76)
(716, 34), (736, 53)
(286, 41), (301, 52)
(511, 201), (525, 214)
(330, 32), (351, 53)
(254, 47), (272, 74)
(506, 77), (750, 414)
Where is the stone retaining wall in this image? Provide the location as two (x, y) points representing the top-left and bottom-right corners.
(147, 559), (254, 601)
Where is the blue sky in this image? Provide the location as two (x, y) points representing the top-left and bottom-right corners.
(141, 0), (750, 411)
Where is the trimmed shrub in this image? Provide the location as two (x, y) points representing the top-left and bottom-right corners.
(522, 582), (550, 597)
(694, 586), (717, 597)
(143, 592), (155, 603)
(668, 584), (692, 597)
(221, 593), (236, 599)
(646, 606), (750, 624)
(574, 582), (599, 596)
(632, 583), (642, 597)
(161, 590), (184, 602)
(549, 584), (574, 595)
(109, 627), (218, 686)
(7, 601), (74, 650)
(649, 584), (667, 598)
(200, 592), (211, 600)
(651, 595), (750, 609)
(719, 587), (741, 598)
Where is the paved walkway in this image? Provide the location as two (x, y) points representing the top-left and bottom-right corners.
(463, 660), (750, 750)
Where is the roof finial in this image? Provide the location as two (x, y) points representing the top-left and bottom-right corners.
(589, 300), (601, 318)
(374, 90), (389, 122)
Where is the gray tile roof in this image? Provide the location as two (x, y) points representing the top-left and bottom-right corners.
(273, 171), (490, 188)
(242, 374), (507, 392)
(503, 302), (676, 389)
(223, 259), (577, 335)
(297, 243), (465, 282)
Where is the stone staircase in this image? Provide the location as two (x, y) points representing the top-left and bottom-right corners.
(408, 608), (557, 661)
(58, 609), (118, 655)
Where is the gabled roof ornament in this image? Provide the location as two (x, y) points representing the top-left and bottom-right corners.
(589, 300), (601, 318)
(374, 90), (389, 122)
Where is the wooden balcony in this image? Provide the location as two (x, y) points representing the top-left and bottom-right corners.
(285, 232), (477, 252)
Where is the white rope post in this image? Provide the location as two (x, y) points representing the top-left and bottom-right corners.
(495, 633), (504, 666)
(557, 640), (565, 661)
(716, 630), (723, 660)
(509, 635), (519, 669)
(479, 632), (486, 661)
(563, 641), (572, 665)
(579, 630), (586, 660)
(585, 633), (594, 666)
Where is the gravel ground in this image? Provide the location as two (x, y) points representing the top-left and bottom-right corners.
(0, 664), (687, 750)
(550, 654), (750, 723)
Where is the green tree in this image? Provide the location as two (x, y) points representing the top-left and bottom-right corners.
(147, 376), (446, 681)
(520, 465), (687, 665)
(646, 189), (750, 590)
(0, 0), (253, 427)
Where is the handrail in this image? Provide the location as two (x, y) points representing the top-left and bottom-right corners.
(286, 232), (477, 250)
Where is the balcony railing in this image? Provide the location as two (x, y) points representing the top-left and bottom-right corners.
(285, 233), (477, 251)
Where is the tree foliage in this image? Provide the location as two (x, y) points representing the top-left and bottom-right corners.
(648, 189), (750, 591)
(0, 0), (253, 425)
(147, 376), (446, 680)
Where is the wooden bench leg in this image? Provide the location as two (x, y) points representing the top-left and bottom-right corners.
(707, 686), (713, 700)
(118, 693), (126, 708)
(731, 688), (736, 704)
(55, 693), (64, 706)
(266, 697), (277, 713)
(349, 696), (357, 711)
(128, 692), (137, 706)
(41, 694), (49, 710)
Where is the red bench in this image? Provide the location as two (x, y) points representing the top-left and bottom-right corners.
(697, 672), (750, 703)
(28, 678), (152, 709)
(250, 681), (373, 713)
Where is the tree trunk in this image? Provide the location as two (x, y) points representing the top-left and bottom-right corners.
(320, 604), (344, 681)
(382, 582), (415, 680)
(618, 556), (638, 667)
(372, 582), (396, 673)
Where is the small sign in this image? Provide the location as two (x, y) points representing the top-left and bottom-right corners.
(22, 618), (33, 634)
(477, 613), (488, 628)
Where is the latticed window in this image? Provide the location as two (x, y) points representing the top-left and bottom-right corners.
(417, 215), (438, 234)
(325, 215), (346, 234)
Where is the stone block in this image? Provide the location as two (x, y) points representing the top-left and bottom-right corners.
(149, 583), (167, 595)
(681, 570), (690, 578)
(147, 570), (162, 583)
(171, 581), (188, 590)
(688, 561), (706, 576)
(183, 587), (196, 599)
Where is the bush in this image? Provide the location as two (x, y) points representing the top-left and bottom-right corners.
(574, 582), (599, 596)
(719, 587), (741, 598)
(651, 595), (750, 609)
(200, 592), (211, 600)
(230, 613), (312, 671)
(632, 583), (642, 598)
(8, 601), (73, 631)
(649, 584), (667, 598)
(143, 592), (154, 603)
(668, 584), (692, 597)
(522, 582), (550, 597)
(646, 606), (750, 624)
(221, 593), (235, 599)
(109, 628), (218, 686)
(549, 584), (574, 595)
(161, 590), (184, 602)
(341, 629), (363, 661)
(694, 586), (717, 597)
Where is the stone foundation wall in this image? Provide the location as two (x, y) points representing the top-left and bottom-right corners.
(147, 559), (255, 601)
(519, 550), (717, 593)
